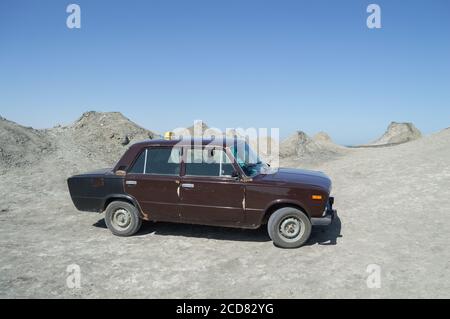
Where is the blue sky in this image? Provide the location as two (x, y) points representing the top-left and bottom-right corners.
(0, 0), (449, 145)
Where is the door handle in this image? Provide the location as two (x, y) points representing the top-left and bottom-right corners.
(181, 183), (194, 189)
(126, 180), (137, 185)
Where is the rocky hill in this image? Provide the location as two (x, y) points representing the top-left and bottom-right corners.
(313, 131), (333, 143)
(0, 112), (157, 174)
(0, 116), (54, 171)
(0, 114), (426, 173)
(280, 130), (347, 165)
(53, 111), (157, 164)
(370, 122), (422, 146)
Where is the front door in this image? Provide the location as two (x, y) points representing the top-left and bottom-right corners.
(125, 146), (181, 222)
(179, 147), (245, 227)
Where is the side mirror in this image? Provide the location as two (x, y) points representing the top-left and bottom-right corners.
(231, 171), (240, 180)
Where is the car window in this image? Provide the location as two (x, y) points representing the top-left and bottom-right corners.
(128, 147), (181, 175)
(230, 142), (265, 177)
(128, 150), (146, 173)
(185, 148), (234, 177)
(146, 147), (181, 175)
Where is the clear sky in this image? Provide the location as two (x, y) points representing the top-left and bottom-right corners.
(0, 0), (449, 145)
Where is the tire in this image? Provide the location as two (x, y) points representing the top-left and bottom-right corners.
(267, 207), (312, 248)
(104, 201), (142, 237)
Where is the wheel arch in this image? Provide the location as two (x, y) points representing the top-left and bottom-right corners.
(102, 194), (144, 217)
(261, 200), (310, 225)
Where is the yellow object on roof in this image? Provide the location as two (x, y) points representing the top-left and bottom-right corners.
(164, 131), (175, 140)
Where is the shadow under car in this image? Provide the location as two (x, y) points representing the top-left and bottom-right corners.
(93, 213), (342, 245)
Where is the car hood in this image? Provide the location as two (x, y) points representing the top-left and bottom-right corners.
(254, 167), (332, 191)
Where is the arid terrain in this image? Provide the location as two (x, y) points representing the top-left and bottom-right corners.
(0, 112), (449, 298)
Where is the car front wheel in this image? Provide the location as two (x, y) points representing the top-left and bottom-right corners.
(268, 207), (312, 248)
(104, 201), (142, 236)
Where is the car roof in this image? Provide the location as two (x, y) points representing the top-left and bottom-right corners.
(131, 137), (247, 148)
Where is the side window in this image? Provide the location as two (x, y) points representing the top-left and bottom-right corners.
(146, 147), (180, 175)
(128, 147), (181, 175)
(220, 151), (235, 176)
(185, 148), (235, 177)
(128, 150), (146, 173)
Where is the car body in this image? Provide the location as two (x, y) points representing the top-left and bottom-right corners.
(68, 138), (336, 248)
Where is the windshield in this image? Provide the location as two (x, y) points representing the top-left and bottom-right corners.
(230, 142), (268, 177)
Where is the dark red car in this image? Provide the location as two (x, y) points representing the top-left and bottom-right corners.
(68, 138), (336, 248)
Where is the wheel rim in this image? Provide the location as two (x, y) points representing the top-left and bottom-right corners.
(111, 208), (131, 230)
(279, 216), (305, 242)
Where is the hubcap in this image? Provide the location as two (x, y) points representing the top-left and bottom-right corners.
(279, 217), (304, 241)
(111, 208), (131, 229)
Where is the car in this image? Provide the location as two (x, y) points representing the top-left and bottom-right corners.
(67, 137), (336, 248)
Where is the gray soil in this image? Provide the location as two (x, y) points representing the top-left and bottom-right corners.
(0, 113), (449, 298)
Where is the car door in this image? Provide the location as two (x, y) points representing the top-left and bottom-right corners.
(179, 146), (245, 227)
(125, 146), (181, 222)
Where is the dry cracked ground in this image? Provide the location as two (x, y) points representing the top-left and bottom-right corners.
(0, 113), (449, 298)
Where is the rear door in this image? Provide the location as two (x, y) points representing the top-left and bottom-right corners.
(125, 146), (181, 222)
(179, 146), (245, 227)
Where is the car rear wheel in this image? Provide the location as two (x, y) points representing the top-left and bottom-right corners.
(105, 201), (142, 236)
(268, 207), (312, 248)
